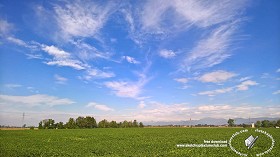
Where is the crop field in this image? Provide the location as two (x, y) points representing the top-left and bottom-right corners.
(0, 128), (279, 156)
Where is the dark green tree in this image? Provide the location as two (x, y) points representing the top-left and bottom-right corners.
(38, 121), (43, 129)
(110, 121), (118, 128)
(227, 119), (235, 127)
(133, 120), (139, 127)
(98, 119), (109, 128)
(66, 118), (77, 129)
(261, 120), (270, 128)
(85, 116), (97, 128)
(139, 122), (144, 128)
(57, 122), (64, 129)
(276, 119), (280, 127)
(76, 116), (86, 128)
(255, 121), (261, 128)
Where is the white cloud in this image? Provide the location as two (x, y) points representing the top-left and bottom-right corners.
(198, 79), (258, 96)
(54, 74), (68, 84)
(85, 68), (115, 79)
(198, 70), (236, 83)
(198, 105), (231, 111)
(184, 24), (237, 70)
(4, 84), (22, 89)
(54, 1), (115, 39)
(273, 90), (280, 95)
(86, 102), (114, 111)
(7, 36), (27, 46)
(174, 78), (188, 84)
(0, 19), (13, 36)
(45, 60), (86, 70)
(104, 81), (142, 98)
(236, 80), (258, 91)
(71, 40), (111, 61)
(122, 56), (141, 64)
(138, 101), (146, 109)
(42, 45), (71, 59)
(141, 0), (246, 32)
(276, 68), (280, 73)
(41, 45), (87, 70)
(0, 94), (75, 107)
(158, 49), (176, 58)
(260, 73), (272, 79)
(239, 76), (251, 82)
(104, 62), (151, 99)
(132, 102), (280, 122)
(198, 87), (233, 96)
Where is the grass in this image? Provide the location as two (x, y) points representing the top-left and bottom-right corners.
(0, 128), (279, 156)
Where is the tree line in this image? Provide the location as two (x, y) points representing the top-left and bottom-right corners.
(38, 116), (144, 129)
(227, 118), (280, 128)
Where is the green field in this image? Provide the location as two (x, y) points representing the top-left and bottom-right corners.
(0, 128), (279, 156)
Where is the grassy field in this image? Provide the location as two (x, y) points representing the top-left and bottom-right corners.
(0, 128), (279, 156)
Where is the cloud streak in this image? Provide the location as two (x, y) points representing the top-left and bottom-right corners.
(86, 102), (114, 111)
(198, 70), (237, 83)
(0, 94), (75, 107)
(54, 1), (116, 39)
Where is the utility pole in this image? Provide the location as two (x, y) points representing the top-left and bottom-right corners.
(22, 112), (25, 128)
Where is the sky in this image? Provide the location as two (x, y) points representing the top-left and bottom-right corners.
(0, 0), (280, 126)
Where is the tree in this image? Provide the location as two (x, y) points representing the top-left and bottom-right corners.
(276, 119), (280, 127)
(269, 121), (276, 127)
(110, 121), (118, 128)
(133, 120), (139, 127)
(122, 120), (128, 128)
(38, 121), (43, 129)
(57, 122), (64, 129)
(98, 119), (109, 128)
(66, 118), (77, 129)
(85, 116), (97, 128)
(228, 119), (235, 127)
(255, 121), (261, 128)
(76, 116), (86, 128)
(139, 122), (144, 128)
(261, 120), (269, 128)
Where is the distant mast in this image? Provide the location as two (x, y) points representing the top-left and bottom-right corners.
(22, 112), (25, 128)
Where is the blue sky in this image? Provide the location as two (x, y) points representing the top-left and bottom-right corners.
(0, 0), (279, 126)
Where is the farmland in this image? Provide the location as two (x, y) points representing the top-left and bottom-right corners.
(0, 128), (279, 156)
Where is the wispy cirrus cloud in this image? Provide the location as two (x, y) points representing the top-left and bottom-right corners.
(273, 90), (280, 95)
(4, 84), (22, 89)
(174, 78), (188, 84)
(158, 49), (176, 59)
(236, 80), (258, 91)
(104, 64), (151, 99)
(53, 1), (116, 39)
(122, 56), (141, 64)
(198, 87), (233, 96)
(86, 102), (114, 111)
(198, 70), (237, 83)
(183, 24), (238, 70)
(0, 94), (75, 107)
(104, 81), (143, 99)
(84, 68), (115, 80)
(54, 74), (68, 84)
(71, 40), (112, 61)
(41, 45), (87, 70)
(198, 80), (258, 96)
(141, 0), (246, 32)
(138, 1), (247, 70)
(0, 19), (13, 36)
(132, 102), (280, 122)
